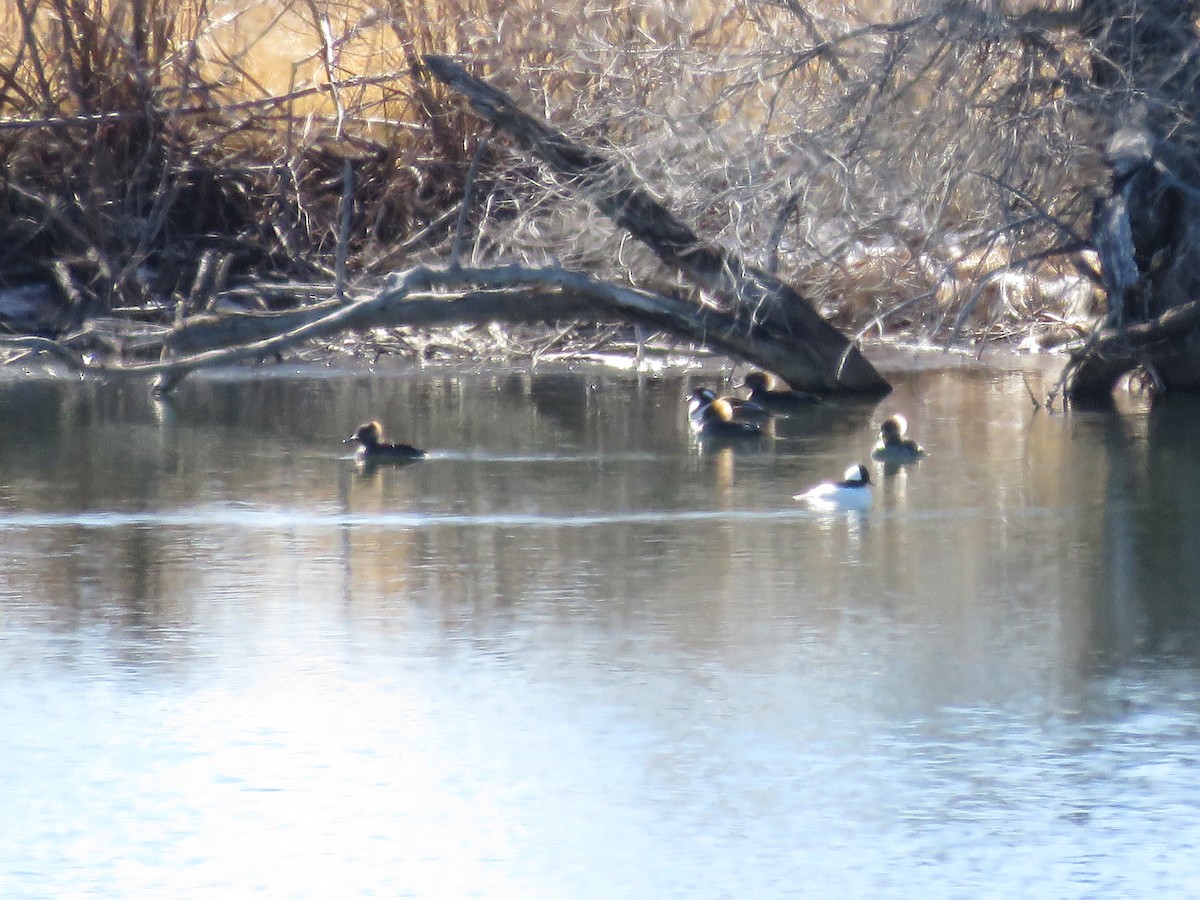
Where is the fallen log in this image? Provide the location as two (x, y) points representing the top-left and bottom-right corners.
(1062, 295), (1200, 403)
(2, 264), (880, 394)
(421, 55), (890, 396)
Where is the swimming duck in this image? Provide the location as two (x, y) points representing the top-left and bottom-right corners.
(870, 414), (925, 464)
(742, 371), (821, 412)
(794, 463), (872, 511)
(686, 387), (771, 425)
(345, 420), (426, 461)
(691, 397), (764, 439)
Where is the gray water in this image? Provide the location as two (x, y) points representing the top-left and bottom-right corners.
(1, 359), (1199, 898)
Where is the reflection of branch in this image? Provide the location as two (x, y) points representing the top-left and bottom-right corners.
(775, 0), (850, 81)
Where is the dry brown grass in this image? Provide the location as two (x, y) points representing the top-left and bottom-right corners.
(0, 0), (1109, 350)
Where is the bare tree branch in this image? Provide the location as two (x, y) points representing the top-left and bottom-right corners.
(421, 54), (889, 395)
(6, 264), (876, 395)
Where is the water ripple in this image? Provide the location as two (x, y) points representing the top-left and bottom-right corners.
(0, 505), (1068, 530)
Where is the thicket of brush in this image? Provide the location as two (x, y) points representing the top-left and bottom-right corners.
(0, 0), (1104, 355)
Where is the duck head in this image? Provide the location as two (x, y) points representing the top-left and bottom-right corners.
(742, 371), (774, 393)
(702, 397), (736, 424)
(347, 420), (384, 448)
(880, 414), (909, 443)
(841, 463), (872, 486)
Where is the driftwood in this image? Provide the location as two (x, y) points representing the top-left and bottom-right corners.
(1061, 296), (1200, 403)
(2, 265), (877, 394)
(421, 55), (890, 396)
(164, 264), (871, 382)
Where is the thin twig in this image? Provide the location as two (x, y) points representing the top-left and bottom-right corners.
(336, 160), (354, 303)
(450, 126), (496, 270)
(1020, 372), (1042, 411)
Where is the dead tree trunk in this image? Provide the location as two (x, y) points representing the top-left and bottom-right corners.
(1065, 0), (1200, 401)
(422, 55), (890, 396)
(4, 264), (884, 395)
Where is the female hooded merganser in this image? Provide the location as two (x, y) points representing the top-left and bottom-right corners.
(346, 420), (426, 461)
(870, 414), (925, 464)
(691, 397), (764, 439)
(686, 387), (771, 425)
(742, 371), (821, 412)
(794, 463), (872, 511)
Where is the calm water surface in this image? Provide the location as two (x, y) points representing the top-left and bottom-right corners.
(2, 358), (1199, 898)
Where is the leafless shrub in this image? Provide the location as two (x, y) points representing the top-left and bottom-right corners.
(462, 0), (1112, 347)
(0, 0), (1133, 351)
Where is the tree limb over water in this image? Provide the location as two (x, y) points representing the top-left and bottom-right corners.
(420, 55), (890, 396)
(2, 265), (867, 395)
(1060, 297), (1200, 405)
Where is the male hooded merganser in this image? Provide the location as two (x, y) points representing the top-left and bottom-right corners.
(870, 414), (925, 464)
(346, 420), (426, 461)
(794, 463), (872, 511)
(686, 387), (771, 425)
(691, 397), (764, 439)
(742, 371), (821, 412)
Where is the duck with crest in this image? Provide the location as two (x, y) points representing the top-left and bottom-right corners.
(346, 420), (426, 462)
(686, 387), (771, 427)
(741, 371), (821, 413)
(870, 414), (925, 465)
(690, 397), (764, 440)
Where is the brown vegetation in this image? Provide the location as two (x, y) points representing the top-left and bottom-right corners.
(0, 0), (1186, 398)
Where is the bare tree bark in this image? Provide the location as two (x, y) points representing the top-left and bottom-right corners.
(1060, 296), (1200, 403)
(1065, 0), (1200, 400)
(421, 55), (890, 396)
